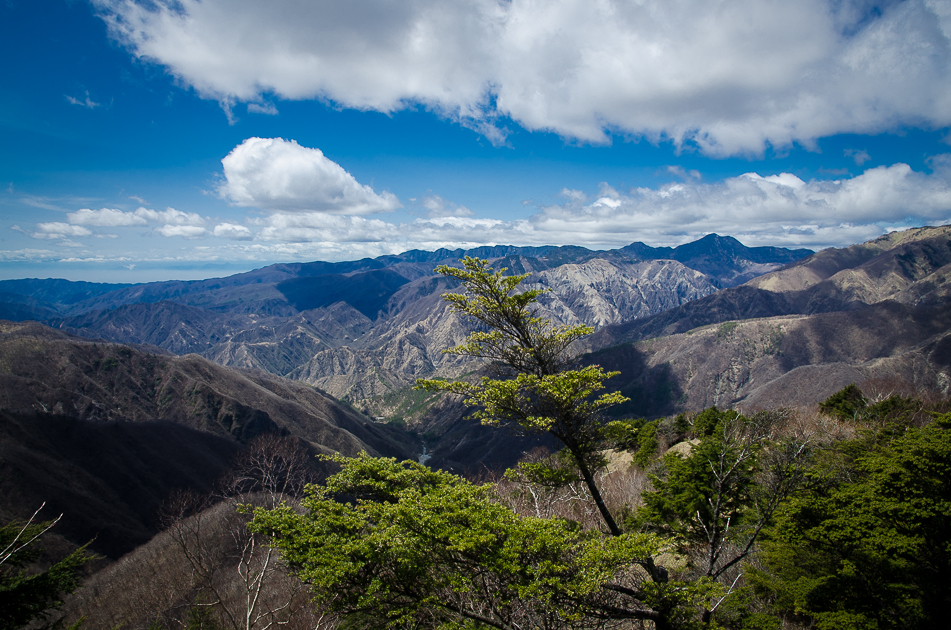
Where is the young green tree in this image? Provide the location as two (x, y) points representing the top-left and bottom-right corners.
(415, 257), (629, 536)
(249, 453), (711, 630)
(633, 409), (812, 625)
(0, 505), (93, 630)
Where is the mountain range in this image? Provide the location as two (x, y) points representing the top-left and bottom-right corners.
(4, 227), (951, 559)
(0, 235), (809, 412)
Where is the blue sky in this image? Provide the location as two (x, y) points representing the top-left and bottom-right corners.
(2, 0), (951, 283)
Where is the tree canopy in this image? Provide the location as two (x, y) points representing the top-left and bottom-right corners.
(750, 412), (951, 630)
(249, 453), (677, 630)
(0, 506), (92, 630)
(416, 256), (628, 534)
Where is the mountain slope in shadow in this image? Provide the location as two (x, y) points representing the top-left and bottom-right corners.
(0, 321), (417, 557)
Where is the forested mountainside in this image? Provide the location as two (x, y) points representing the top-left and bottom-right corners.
(4, 229), (951, 471)
(3, 229), (951, 630)
(49, 254), (951, 630)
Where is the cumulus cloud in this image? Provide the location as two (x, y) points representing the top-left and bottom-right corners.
(94, 0), (951, 155)
(31, 222), (94, 240)
(214, 223), (253, 240)
(218, 137), (401, 214)
(232, 160), (951, 254)
(134, 207), (206, 226)
(67, 207), (148, 226)
(156, 224), (208, 238)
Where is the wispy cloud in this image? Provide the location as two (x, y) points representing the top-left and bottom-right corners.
(65, 90), (102, 109)
(844, 149), (871, 166)
(420, 194), (474, 218)
(247, 102), (278, 115)
(68, 207), (148, 227)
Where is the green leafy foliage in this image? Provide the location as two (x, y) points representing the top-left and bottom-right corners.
(0, 510), (94, 630)
(503, 451), (580, 489)
(249, 454), (668, 630)
(633, 409), (812, 591)
(415, 257), (628, 534)
(691, 406), (738, 438)
(604, 418), (660, 468)
(750, 413), (951, 629)
(819, 384), (867, 421)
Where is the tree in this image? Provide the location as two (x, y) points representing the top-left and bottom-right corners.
(415, 257), (629, 537)
(748, 413), (951, 630)
(633, 408), (812, 625)
(249, 258), (723, 629)
(0, 504), (93, 630)
(249, 453), (677, 630)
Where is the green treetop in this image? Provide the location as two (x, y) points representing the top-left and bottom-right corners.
(416, 257), (628, 535)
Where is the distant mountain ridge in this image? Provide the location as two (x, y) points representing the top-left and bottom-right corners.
(0, 234), (810, 421)
(0, 234), (811, 318)
(591, 226), (951, 348)
(585, 225), (951, 416)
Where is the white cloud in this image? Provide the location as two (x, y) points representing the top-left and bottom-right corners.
(420, 194), (474, 218)
(156, 224), (209, 238)
(65, 91), (101, 109)
(218, 137), (401, 214)
(213, 223), (253, 240)
(236, 160), (951, 254)
(0, 248), (61, 262)
(94, 0), (951, 155)
(31, 222), (94, 240)
(68, 207), (148, 226)
(247, 102), (278, 115)
(255, 212), (395, 243)
(134, 207), (206, 226)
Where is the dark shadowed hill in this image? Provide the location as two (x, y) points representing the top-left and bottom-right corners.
(0, 410), (242, 557)
(0, 321), (417, 557)
(0, 321), (414, 455)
